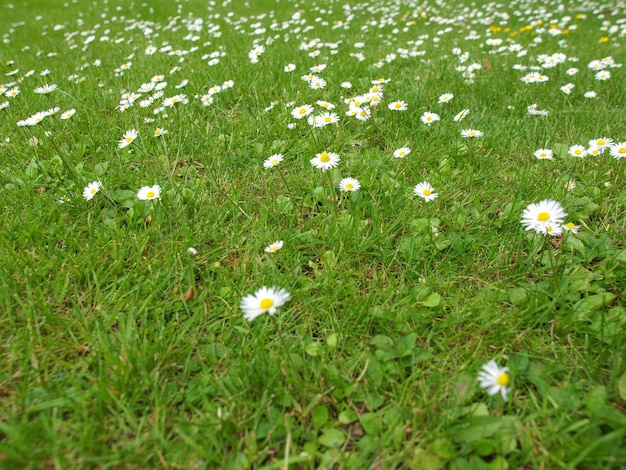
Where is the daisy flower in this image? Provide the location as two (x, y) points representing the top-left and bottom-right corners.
(60, 109), (76, 120)
(438, 93), (454, 103)
(533, 148), (553, 160)
(421, 112), (440, 125)
(595, 70), (611, 81)
(453, 109), (469, 122)
(137, 184), (161, 200)
(568, 145), (587, 157)
(284, 64), (296, 72)
(153, 128), (168, 137)
(83, 181), (102, 201)
(340, 82), (352, 89)
(240, 286), (291, 322)
(589, 137), (613, 149)
(610, 142), (626, 159)
(520, 199), (567, 234)
(461, 129), (483, 138)
(353, 106), (371, 121)
(316, 100), (335, 110)
(339, 177), (361, 192)
(264, 241), (284, 253)
(263, 154), (284, 168)
(584, 91), (597, 99)
(413, 182), (438, 202)
(393, 147), (411, 158)
(291, 104), (314, 119)
(587, 146), (602, 156)
(477, 360), (510, 401)
(319, 112), (339, 126)
(34, 84), (58, 94)
(118, 129), (138, 148)
(563, 222), (580, 234)
(162, 94), (188, 107)
(309, 77), (326, 89)
(5, 87), (20, 98)
(310, 151), (340, 171)
(388, 100), (407, 111)
(565, 179), (576, 191)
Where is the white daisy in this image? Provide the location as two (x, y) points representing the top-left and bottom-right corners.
(413, 182), (438, 202)
(137, 184), (161, 200)
(477, 360), (510, 401)
(264, 241), (284, 253)
(83, 181), (102, 201)
(240, 286), (291, 321)
(339, 177), (361, 192)
(520, 199), (567, 234)
(310, 151), (340, 171)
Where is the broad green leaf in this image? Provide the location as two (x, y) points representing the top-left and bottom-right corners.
(360, 412), (383, 436)
(311, 405), (329, 430)
(410, 448), (446, 470)
(338, 409), (358, 425)
(508, 287), (528, 306)
(326, 333), (338, 348)
(318, 428), (345, 448)
(419, 293), (442, 308)
(430, 437), (455, 459)
(370, 335), (393, 350)
(305, 341), (323, 357)
(573, 293), (616, 317)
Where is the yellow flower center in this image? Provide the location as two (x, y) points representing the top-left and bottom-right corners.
(298, 108), (307, 115)
(324, 117), (331, 123)
(423, 189), (431, 196)
(146, 191), (155, 198)
(345, 183), (354, 189)
(320, 153), (330, 162)
(497, 373), (509, 386)
(597, 139), (606, 146)
(619, 147), (626, 154)
(537, 212), (550, 221)
(260, 298), (274, 309)
(126, 137), (133, 142)
(566, 222), (576, 229)
(90, 188), (97, 194)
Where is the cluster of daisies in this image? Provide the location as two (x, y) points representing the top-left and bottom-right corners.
(534, 137), (625, 160)
(516, 53), (620, 99)
(16, 106), (76, 127)
(83, 181), (161, 202)
(115, 74), (234, 114)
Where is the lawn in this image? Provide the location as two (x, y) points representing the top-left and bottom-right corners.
(1, 0), (625, 468)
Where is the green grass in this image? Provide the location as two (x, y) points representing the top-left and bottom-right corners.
(1, 0), (626, 468)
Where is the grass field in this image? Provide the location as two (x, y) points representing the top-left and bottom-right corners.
(1, 0), (625, 468)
